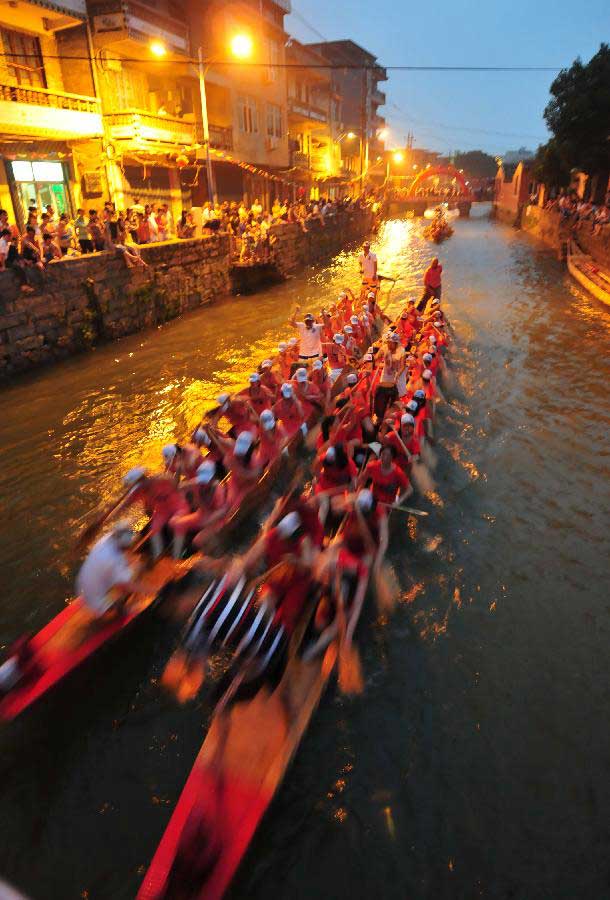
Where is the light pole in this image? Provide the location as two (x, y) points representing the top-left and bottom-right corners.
(197, 33), (253, 205)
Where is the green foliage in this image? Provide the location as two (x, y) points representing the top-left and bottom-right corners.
(532, 139), (571, 188)
(452, 150), (498, 179)
(543, 43), (610, 177)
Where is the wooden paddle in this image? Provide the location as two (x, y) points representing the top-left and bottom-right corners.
(380, 502), (429, 517)
(74, 485), (133, 553)
(335, 568), (363, 695)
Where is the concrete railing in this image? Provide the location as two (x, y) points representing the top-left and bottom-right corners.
(0, 82), (100, 113)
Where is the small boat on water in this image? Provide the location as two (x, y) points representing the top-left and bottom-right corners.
(567, 240), (610, 306)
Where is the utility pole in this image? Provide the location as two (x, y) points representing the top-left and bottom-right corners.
(360, 66), (367, 195)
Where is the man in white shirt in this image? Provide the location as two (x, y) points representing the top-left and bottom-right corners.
(76, 522), (145, 617)
(358, 240), (378, 288)
(289, 306), (324, 361)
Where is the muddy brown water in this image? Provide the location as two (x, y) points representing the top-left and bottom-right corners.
(1, 205), (609, 900)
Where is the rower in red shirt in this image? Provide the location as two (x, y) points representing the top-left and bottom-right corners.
(311, 358), (332, 405)
(382, 413), (420, 473)
(396, 311), (415, 345)
(362, 444), (413, 508)
(120, 467), (190, 559)
(162, 442), (204, 482)
(293, 367), (323, 418)
(276, 342), (293, 381)
(314, 443), (358, 496)
(419, 257), (442, 311)
(256, 409), (288, 468)
(215, 392), (257, 437)
(272, 382), (306, 437)
(239, 372), (275, 418)
(259, 359), (280, 398)
(324, 333), (350, 384)
(170, 460), (229, 555)
(224, 430), (262, 506)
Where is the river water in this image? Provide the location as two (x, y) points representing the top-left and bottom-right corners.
(1, 205), (609, 900)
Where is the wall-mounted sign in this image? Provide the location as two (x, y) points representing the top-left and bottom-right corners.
(93, 12), (124, 33)
(83, 171), (103, 195)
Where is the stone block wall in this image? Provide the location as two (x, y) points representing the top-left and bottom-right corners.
(521, 205), (566, 250)
(573, 221), (610, 269)
(271, 208), (373, 275)
(0, 234), (231, 379)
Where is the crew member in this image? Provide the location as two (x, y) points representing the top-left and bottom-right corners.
(289, 306), (324, 362)
(358, 240), (378, 292)
(374, 331), (405, 421)
(172, 461), (229, 554)
(256, 409), (288, 468)
(120, 467), (190, 559)
(362, 444), (413, 507)
(76, 521), (147, 617)
(272, 382), (306, 437)
(419, 257), (442, 311)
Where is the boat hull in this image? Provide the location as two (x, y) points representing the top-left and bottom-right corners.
(567, 241), (610, 307)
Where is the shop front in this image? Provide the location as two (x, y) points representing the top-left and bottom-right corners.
(3, 157), (73, 227)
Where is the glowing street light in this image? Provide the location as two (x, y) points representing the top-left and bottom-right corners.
(393, 151), (404, 164)
(230, 33), (253, 60)
(346, 131), (357, 140)
(150, 40), (167, 57)
(198, 33), (255, 204)
(377, 127), (389, 141)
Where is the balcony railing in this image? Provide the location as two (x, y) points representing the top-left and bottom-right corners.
(290, 150), (309, 168)
(0, 82), (102, 138)
(90, 0), (189, 56)
(288, 97), (328, 124)
(0, 82), (99, 113)
(371, 88), (386, 106)
(105, 109), (194, 146)
(208, 124), (233, 151)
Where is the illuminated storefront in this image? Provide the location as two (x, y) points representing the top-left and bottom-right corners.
(6, 159), (72, 223)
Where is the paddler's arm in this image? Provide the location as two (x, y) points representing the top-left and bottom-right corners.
(355, 503), (378, 557)
(374, 515), (389, 571)
(289, 304), (300, 328)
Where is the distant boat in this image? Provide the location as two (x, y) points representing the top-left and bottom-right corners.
(567, 240), (610, 307)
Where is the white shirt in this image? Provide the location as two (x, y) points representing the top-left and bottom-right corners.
(296, 321), (323, 356)
(359, 251), (377, 281)
(76, 533), (133, 615)
(0, 236), (9, 260)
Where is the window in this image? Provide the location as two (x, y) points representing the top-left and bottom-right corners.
(238, 96), (259, 134)
(267, 103), (282, 139)
(266, 39), (279, 82)
(1, 27), (46, 88)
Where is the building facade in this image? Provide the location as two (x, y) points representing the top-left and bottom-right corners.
(0, 0), (103, 228)
(307, 40), (386, 188)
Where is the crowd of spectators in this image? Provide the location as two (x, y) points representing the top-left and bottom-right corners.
(544, 191), (610, 235)
(0, 193), (379, 291)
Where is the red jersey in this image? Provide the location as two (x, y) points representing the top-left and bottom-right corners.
(128, 476), (185, 517)
(256, 422), (288, 468)
(343, 507), (383, 556)
(272, 397), (304, 436)
(424, 264), (442, 289)
(364, 459), (410, 505)
(383, 430), (420, 472)
(315, 455), (358, 493)
(239, 385), (274, 417)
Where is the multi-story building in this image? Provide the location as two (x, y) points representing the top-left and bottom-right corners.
(285, 39), (342, 195)
(185, 0), (291, 206)
(0, 0), (103, 228)
(307, 40), (387, 188)
(86, 0), (195, 220)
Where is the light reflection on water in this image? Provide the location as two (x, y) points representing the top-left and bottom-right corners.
(1, 206), (610, 900)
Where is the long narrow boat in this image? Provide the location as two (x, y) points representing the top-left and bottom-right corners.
(567, 239), (610, 306)
(137, 561), (366, 900)
(137, 302), (424, 899)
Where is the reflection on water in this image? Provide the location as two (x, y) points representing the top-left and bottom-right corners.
(1, 206), (610, 900)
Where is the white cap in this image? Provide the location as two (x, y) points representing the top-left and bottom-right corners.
(113, 518), (133, 537)
(346, 373), (358, 385)
(217, 392), (230, 406)
(276, 510), (302, 538)
(196, 460), (216, 484)
(281, 382), (294, 398)
(350, 316), (359, 324)
(422, 368), (433, 380)
(423, 353), (433, 362)
(367, 291), (375, 300)
(312, 359), (323, 371)
(344, 325), (353, 334)
(288, 337), (298, 346)
(388, 331), (400, 342)
(431, 299), (440, 306)
(356, 488), (374, 512)
(338, 291), (347, 300)
(324, 446), (336, 463)
(414, 389), (425, 399)
(193, 427), (211, 447)
(363, 353), (373, 362)
(261, 359), (273, 368)
(278, 342), (287, 351)
(123, 466), (148, 487)
(401, 413), (415, 426)
(162, 443), (177, 462)
(260, 409), (275, 430)
(406, 400), (418, 412)
(295, 367), (308, 383)
(334, 333), (344, 344)
(249, 373), (260, 383)
(429, 335), (437, 344)
(408, 297), (416, 304)
(234, 431), (254, 456)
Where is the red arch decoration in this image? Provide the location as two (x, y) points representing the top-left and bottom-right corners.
(410, 165), (472, 198)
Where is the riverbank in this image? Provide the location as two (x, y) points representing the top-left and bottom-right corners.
(0, 207), (373, 380)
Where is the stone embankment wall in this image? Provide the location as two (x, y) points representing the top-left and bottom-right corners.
(521, 205), (566, 250)
(0, 208), (373, 380)
(572, 221), (610, 269)
(0, 235), (230, 379)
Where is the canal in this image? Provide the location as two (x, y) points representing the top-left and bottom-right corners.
(1, 205), (609, 900)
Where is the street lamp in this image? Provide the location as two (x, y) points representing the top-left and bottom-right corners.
(150, 40), (167, 58)
(393, 151), (404, 164)
(198, 33), (253, 204)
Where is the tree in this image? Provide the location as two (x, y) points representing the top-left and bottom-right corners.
(452, 150), (497, 179)
(532, 139), (571, 189)
(542, 43), (610, 197)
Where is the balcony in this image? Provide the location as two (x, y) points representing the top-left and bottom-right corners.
(290, 150), (309, 168)
(288, 97), (328, 125)
(372, 89), (386, 106)
(0, 83), (102, 139)
(90, 0), (189, 57)
(373, 65), (388, 83)
(194, 123), (234, 152)
(105, 109), (194, 149)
